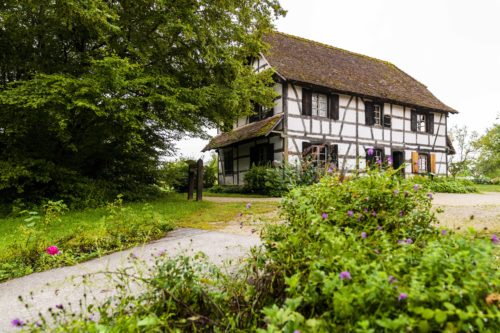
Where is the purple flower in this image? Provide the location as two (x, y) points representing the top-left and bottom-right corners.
(387, 156), (393, 165)
(388, 275), (397, 284)
(398, 293), (408, 301)
(376, 159), (382, 165)
(406, 238), (413, 244)
(427, 193), (433, 199)
(367, 148), (374, 156)
(492, 234), (499, 244)
(321, 212), (328, 219)
(328, 167), (333, 174)
(441, 229), (447, 235)
(377, 225), (382, 231)
(393, 189), (399, 195)
(399, 211), (404, 217)
(339, 271), (352, 280)
(56, 304), (64, 310)
(371, 210), (377, 217)
(347, 210), (354, 217)
(363, 208), (368, 213)
(413, 184), (419, 191)
(11, 319), (24, 327)
(397, 240), (404, 244)
(246, 203), (252, 209)
(294, 330), (301, 333)
(361, 232), (367, 239)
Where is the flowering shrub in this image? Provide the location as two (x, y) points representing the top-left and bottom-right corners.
(15, 170), (500, 332)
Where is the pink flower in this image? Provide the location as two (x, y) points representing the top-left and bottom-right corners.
(321, 212), (328, 219)
(46, 246), (59, 256)
(347, 210), (354, 217)
(339, 271), (352, 280)
(492, 234), (499, 244)
(398, 293), (408, 301)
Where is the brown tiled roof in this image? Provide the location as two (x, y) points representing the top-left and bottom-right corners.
(264, 32), (457, 113)
(202, 114), (283, 151)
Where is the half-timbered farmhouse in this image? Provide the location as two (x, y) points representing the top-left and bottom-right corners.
(203, 32), (457, 185)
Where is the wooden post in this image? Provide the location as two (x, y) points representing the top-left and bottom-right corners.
(196, 159), (203, 201)
(187, 162), (196, 200)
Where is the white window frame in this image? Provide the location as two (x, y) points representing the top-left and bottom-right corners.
(311, 93), (328, 118)
(418, 153), (428, 173)
(417, 114), (427, 133)
(374, 104), (382, 126)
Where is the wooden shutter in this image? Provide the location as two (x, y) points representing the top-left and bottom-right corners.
(365, 101), (374, 125)
(302, 89), (312, 116)
(267, 144), (274, 164)
(328, 94), (339, 120)
(411, 151), (419, 173)
(411, 110), (417, 132)
(430, 153), (436, 173)
(427, 113), (435, 134)
(302, 141), (312, 157)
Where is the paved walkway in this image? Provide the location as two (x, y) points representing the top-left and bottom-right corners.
(0, 228), (260, 332)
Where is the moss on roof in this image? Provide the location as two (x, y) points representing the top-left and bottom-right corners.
(264, 32), (457, 113)
(202, 114), (283, 151)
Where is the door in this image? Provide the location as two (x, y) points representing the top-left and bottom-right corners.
(392, 151), (405, 175)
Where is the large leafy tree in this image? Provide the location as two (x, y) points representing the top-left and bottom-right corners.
(0, 0), (284, 206)
(473, 121), (500, 179)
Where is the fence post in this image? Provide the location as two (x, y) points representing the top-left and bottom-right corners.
(196, 159), (203, 201)
(187, 162), (196, 200)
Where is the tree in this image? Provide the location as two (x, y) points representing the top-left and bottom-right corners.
(473, 120), (500, 179)
(0, 0), (284, 206)
(448, 125), (479, 177)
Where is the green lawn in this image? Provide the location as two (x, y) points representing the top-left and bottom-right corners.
(476, 184), (500, 192)
(0, 194), (278, 281)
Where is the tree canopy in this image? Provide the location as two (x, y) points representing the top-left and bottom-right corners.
(0, 0), (284, 207)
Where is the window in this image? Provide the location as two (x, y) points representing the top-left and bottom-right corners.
(373, 104), (382, 126)
(417, 114), (427, 133)
(311, 93), (328, 117)
(366, 148), (384, 167)
(250, 144), (274, 166)
(223, 149), (233, 175)
(249, 104), (273, 123)
(418, 153), (428, 173)
(303, 142), (327, 167)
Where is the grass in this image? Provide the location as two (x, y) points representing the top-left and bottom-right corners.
(476, 184), (500, 192)
(0, 193), (278, 281)
(202, 191), (272, 198)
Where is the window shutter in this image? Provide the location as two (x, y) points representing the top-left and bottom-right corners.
(302, 89), (312, 116)
(302, 141), (312, 157)
(411, 151), (419, 173)
(267, 144), (274, 164)
(411, 110), (417, 132)
(328, 94), (339, 120)
(427, 113), (435, 134)
(383, 115), (392, 128)
(329, 144), (339, 168)
(430, 153), (436, 173)
(365, 101), (374, 125)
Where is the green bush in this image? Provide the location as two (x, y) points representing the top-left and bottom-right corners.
(18, 170), (500, 332)
(208, 184), (247, 194)
(413, 176), (478, 193)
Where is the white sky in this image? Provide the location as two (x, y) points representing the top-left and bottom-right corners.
(173, 0), (500, 160)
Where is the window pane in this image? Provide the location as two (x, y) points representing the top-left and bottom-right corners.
(311, 93), (327, 117)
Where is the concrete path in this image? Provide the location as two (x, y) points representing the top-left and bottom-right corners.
(0, 228), (260, 332)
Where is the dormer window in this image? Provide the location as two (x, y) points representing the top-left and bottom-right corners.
(249, 104), (273, 123)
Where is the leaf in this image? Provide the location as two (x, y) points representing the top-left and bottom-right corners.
(434, 310), (447, 324)
(422, 308), (434, 320)
(137, 315), (160, 326)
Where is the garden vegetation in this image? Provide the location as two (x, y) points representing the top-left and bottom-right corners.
(17, 170), (500, 332)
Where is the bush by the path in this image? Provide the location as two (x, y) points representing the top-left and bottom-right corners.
(17, 170), (500, 332)
(413, 175), (478, 193)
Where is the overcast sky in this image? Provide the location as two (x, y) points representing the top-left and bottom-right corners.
(173, 0), (500, 160)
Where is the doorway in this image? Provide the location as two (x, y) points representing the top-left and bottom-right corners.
(392, 151), (405, 175)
